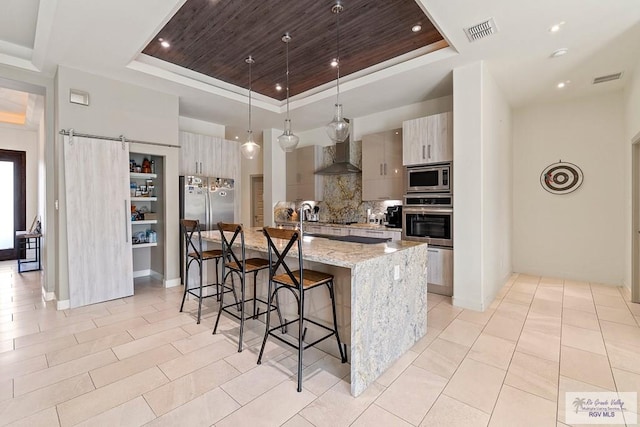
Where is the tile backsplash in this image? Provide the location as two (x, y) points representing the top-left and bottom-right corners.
(275, 140), (402, 224)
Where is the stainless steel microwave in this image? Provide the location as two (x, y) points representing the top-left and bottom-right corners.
(406, 163), (451, 193)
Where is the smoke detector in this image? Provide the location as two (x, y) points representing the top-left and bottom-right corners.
(592, 72), (623, 84)
(464, 18), (498, 42)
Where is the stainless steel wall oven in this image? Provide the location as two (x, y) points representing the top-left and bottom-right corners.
(402, 194), (453, 248)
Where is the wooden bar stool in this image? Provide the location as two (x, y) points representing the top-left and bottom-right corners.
(180, 219), (236, 324)
(258, 227), (347, 392)
(213, 223), (284, 352)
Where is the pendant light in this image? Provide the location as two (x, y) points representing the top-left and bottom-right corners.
(240, 56), (261, 160)
(277, 33), (300, 152)
(326, 1), (350, 143)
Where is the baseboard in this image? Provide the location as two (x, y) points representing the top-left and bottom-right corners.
(41, 286), (55, 302)
(57, 300), (70, 310)
(164, 277), (182, 288)
(150, 270), (164, 281)
(133, 269), (151, 279)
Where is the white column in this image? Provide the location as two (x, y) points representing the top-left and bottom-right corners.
(263, 129), (286, 226)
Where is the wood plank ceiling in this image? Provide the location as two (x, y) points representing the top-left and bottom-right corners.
(143, 0), (446, 101)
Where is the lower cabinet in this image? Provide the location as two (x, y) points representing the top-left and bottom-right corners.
(427, 247), (453, 296)
(348, 228), (401, 241)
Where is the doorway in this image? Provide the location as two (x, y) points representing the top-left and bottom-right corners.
(251, 175), (264, 227)
(0, 149), (26, 261)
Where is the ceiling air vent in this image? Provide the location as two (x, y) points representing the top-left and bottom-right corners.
(593, 72), (623, 84)
(464, 18), (498, 42)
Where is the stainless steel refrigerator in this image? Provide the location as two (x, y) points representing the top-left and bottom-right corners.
(179, 175), (235, 283)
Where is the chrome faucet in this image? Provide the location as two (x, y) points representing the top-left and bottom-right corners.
(299, 202), (313, 235)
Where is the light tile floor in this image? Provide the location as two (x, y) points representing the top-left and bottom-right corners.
(1, 262), (639, 426)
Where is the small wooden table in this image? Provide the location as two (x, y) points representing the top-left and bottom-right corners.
(15, 231), (42, 273)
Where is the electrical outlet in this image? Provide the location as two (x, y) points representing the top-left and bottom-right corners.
(394, 265), (400, 280)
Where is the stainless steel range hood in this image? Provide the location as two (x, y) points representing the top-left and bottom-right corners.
(314, 135), (361, 175)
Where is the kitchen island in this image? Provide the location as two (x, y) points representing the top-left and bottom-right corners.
(202, 227), (428, 397)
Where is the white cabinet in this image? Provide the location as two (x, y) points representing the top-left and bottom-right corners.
(362, 129), (403, 201)
(180, 131), (238, 177)
(402, 112), (453, 166)
(286, 145), (324, 201)
(427, 247), (453, 296)
(348, 228), (401, 241)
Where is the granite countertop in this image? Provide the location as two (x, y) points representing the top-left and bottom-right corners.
(201, 227), (423, 269)
(274, 220), (402, 232)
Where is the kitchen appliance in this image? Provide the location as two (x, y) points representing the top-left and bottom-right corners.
(385, 205), (402, 228)
(403, 193), (453, 296)
(179, 175), (235, 282)
(406, 162), (451, 193)
(402, 194), (452, 247)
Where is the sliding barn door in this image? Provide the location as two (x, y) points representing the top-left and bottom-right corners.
(64, 136), (133, 308)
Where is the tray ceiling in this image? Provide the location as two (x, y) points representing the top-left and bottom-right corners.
(142, 0), (446, 101)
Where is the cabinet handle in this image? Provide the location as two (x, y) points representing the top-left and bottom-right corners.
(422, 145), (425, 159)
(380, 164), (383, 175)
(428, 249), (438, 253)
(428, 144), (431, 159)
(124, 200), (129, 243)
(195, 161), (198, 174)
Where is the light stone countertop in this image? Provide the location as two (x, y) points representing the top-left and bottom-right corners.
(201, 226), (421, 268)
(274, 220), (402, 232)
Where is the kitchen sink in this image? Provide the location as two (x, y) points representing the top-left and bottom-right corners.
(304, 233), (391, 244)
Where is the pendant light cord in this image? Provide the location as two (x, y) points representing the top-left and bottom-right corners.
(247, 56), (253, 133)
(285, 39), (290, 118)
(335, 5), (341, 105)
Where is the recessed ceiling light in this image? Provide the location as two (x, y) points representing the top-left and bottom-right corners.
(549, 21), (565, 33)
(158, 38), (170, 48)
(550, 48), (569, 58)
(411, 25), (422, 33)
(330, 58), (338, 67)
(556, 80), (570, 89)
(275, 84), (282, 91)
(235, 136), (239, 140)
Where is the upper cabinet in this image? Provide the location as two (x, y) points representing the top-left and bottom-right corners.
(179, 131), (239, 179)
(362, 129), (403, 201)
(402, 112), (453, 166)
(286, 145), (324, 202)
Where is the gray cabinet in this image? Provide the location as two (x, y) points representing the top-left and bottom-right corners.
(402, 112), (453, 166)
(362, 129), (403, 201)
(286, 145), (324, 202)
(427, 247), (453, 296)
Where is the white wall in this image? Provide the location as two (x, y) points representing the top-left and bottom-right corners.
(453, 61), (513, 311)
(263, 129), (286, 226)
(55, 66), (180, 302)
(0, 126), (39, 228)
(179, 116), (225, 138)
(623, 58), (640, 294)
(481, 64), (513, 306)
(453, 62), (484, 310)
(513, 91), (625, 285)
(295, 96), (454, 147)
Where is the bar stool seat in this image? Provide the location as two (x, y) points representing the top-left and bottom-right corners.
(213, 223), (284, 352)
(181, 219), (235, 324)
(258, 227), (347, 392)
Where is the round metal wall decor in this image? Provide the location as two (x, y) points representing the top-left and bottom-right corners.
(540, 160), (583, 194)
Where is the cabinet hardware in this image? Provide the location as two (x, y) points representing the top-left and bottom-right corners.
(427, 249), (438, 253)
(422, 145), (425, 159)
(380, 164), (383, 175)
(428, 144), (431, 159)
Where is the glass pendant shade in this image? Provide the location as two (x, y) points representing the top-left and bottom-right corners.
(278, 33), (299, 152)
(240, 130), (260, 160)
(278, 119), (299, 152)
(326, 103), (350, 142)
